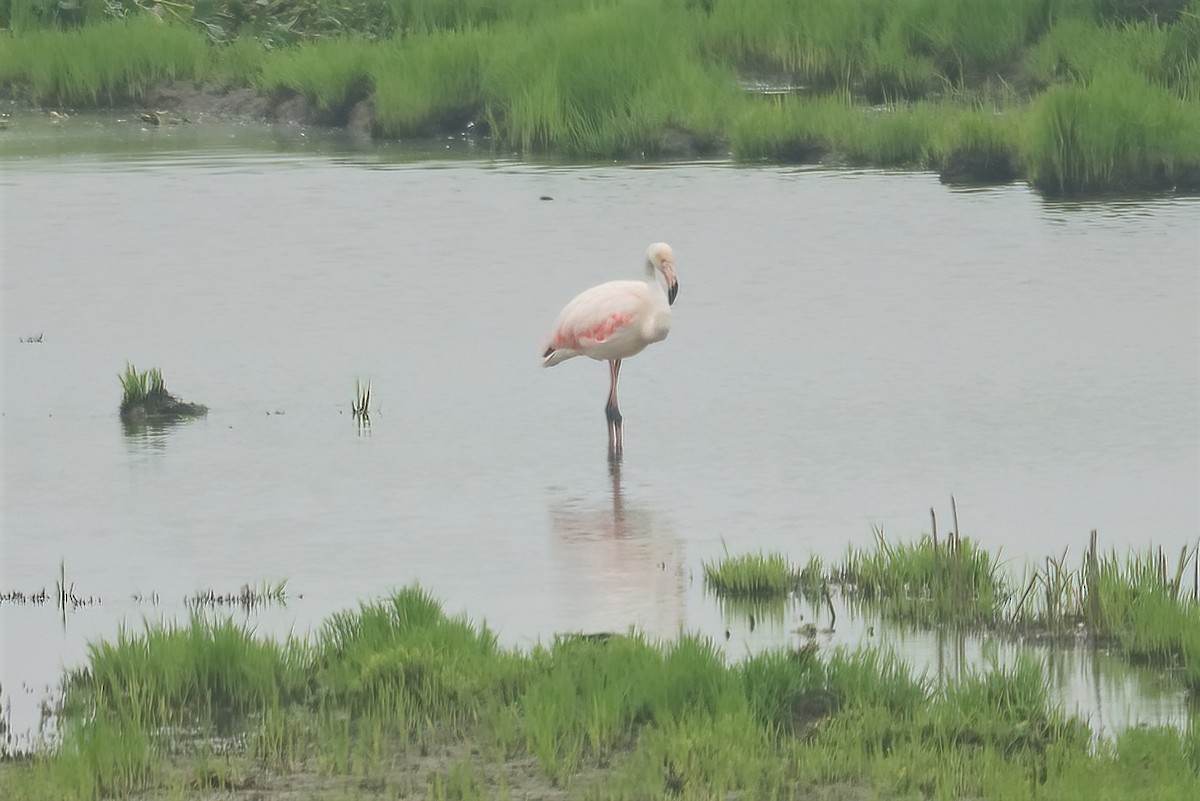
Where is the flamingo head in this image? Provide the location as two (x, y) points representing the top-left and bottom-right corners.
(646, 242), (679, 306)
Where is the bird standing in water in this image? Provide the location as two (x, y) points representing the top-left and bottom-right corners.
(541, 242), (679, 454)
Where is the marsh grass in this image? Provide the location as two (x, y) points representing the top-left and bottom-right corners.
(371, 30), (486, 137)
(117, 362), (165, 411)
(834, 525), (1200, 692)
(117, 362), (207, 422)
(3, 580), (1199, 801)
(257, 36), (375, 119)
(4, 0), (1199, 190)
(480, 3), (737, 156)
(0, 17), (209, 105)
(837, 525), (1007, 627)
(1021, 65), (1200, 194)
(703, 549), (795, 598)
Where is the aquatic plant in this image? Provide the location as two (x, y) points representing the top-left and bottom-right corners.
(117, 362), (163, 409)
(118, 362), (207, 422)
(352, 377), (371, 421)
(703, 549), (796, 598)
(837, 524), (1008, 627)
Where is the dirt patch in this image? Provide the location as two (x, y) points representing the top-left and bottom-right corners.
(127, 742), (879, 801)
(141, 82), (374, 139)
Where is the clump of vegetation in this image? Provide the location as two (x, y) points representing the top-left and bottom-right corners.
(3, 584), (1197, 801)
(703, 549), (795, 598)
(836, 525), (1007, 627)
(118, 362), (207, 422)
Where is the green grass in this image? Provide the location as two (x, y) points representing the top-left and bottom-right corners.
(837, 526), (1008, 626)
(479, 3), (737, 156)
(257, 36), (376, 118)
(1020, 65), (1200, 194)
(703, 549), (795, 598)
(2, 0), (1199, 189)
(0, 17), (209, 106)
(117, 362), (165, 411)
(5, 582), (1197, 801)
(371, 29), (487, 137)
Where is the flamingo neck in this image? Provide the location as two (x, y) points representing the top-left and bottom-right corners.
(644, 261), (664, 295)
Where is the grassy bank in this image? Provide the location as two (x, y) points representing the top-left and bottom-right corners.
(2, 582), (1199, 801)
(1, 0), (1199, 192)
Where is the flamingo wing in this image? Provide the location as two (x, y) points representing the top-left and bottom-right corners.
(542, 280), (653, 367)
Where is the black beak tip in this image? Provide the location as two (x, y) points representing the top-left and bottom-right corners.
(668, 283), (679, 306)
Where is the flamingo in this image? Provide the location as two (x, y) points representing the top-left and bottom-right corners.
(541, 242), (679, 453)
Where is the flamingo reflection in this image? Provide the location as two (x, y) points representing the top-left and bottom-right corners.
(547, 454), (685, 640)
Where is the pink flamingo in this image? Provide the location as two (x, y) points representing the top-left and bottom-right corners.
(542, 242), (679, 453)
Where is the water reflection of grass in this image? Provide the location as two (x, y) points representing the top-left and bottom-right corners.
(3, 584), (1199, 800)
(834, 527), (1200, 696)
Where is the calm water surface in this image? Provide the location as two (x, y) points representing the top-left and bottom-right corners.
(2, 113), (1198, 746)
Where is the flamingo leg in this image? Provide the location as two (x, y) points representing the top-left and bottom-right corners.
(605, 359), (623, 453)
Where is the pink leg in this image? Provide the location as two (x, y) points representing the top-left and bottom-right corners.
(605, 359), (623, 453)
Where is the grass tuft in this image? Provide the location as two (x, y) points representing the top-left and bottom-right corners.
(118, 362), (165, 411)
(703, 550), (796, 598)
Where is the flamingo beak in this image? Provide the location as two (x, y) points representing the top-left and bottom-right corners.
(663, 260), (679, 306)
(668, 279), (679, 306)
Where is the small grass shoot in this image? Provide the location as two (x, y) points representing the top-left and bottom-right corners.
(352, 378), (371, 423)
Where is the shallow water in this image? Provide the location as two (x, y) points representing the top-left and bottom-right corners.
(2, 111), (1198, 746)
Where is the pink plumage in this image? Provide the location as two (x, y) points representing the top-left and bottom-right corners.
(542, 242), (679, 453)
